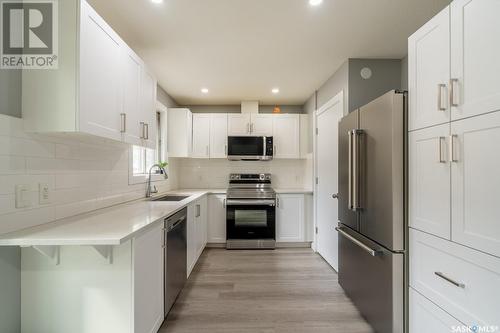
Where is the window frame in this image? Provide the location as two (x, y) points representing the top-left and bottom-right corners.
(128, 102), (169, 185)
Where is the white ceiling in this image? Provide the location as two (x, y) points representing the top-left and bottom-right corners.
(88, 0), (450, 105)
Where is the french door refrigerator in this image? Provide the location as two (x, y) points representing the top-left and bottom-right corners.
(337, 90), (407, 333)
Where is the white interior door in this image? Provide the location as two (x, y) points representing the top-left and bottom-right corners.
(315, 92), (343, 271)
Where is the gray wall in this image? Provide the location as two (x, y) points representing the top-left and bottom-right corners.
(157, 85), (178, 108)
(348, 58), (402, 112)
(0, 70), (22, 118)
(303, 58), (404, 114)
(184, 105), (304, 114)
(401, 55), (408, 91)
(0, 247), (21, 333)
(315, 60), (349, 114)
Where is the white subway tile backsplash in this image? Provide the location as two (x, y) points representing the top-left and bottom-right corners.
(175, 158), (311, 189)
(0, 115), (178, 235)
(0, 156), (26, 175)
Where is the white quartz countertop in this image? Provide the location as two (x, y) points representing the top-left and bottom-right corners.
(0, 188), (313, 247)
(0, 190), (210, 247)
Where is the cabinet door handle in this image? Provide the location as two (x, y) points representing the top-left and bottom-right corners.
(276, 196), (280, 208)
(251, 123), (254, 133)
(144, 123), (149, 140)
(196, 204), (201, 217)
(438, 136), (446, 163)
(140, 122), (144, 139)
(332, 193), (339, 199)
(435, 272), (465, 288)
(437, 83), (447, 111)
(348, 130), (353, 210)
(120, 113), (126, 133)
(246, 123), (250, 134)
(223, 198), (226, 208)
(224, 145), (227, 156)
(449, 135), (458, 163)
(450, 78), (459, 107)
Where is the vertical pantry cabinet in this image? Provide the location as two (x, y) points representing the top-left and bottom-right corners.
(408, 1), (500, 331)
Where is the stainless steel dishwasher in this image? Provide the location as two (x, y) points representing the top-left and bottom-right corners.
(164, 208), (187, 316)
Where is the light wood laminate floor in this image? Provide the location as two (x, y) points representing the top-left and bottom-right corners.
(160, 248), (373, 333)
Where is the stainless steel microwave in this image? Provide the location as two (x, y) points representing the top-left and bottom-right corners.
(227, 136), (273, 161)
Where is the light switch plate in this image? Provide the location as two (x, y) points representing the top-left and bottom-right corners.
(39, 183), (51, 204)
(15, 184), (31, 208)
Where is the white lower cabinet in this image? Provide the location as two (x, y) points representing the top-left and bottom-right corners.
(409, 288), (463, 333)
(451, 112), (500, 257)
(410, 229), (500, 328)
(187, 195), (208, 278)
(409, 124), (451, 239)
(207, 194), (227, 243)
(133, 223), (164, 333)
(276, 194), (305, 242)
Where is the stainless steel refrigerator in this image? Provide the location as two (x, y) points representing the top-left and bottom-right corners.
(337, 90), (407, 333)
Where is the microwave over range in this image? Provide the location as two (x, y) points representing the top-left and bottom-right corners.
(227, 136), (273, 161)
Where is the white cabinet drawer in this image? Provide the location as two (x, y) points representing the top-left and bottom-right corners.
(410, 229), (500, 327)
(410, 288), (463, 333)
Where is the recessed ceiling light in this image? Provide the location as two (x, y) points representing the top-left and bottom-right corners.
(272, 88), (280, 94)
(201, 88), (209, 94)
(309, 0), (323, 6)
(151, 0), (163, 3)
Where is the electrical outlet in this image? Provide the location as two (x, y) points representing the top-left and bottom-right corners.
(15, 185), (31, 208)
(39, 183), (51, 205)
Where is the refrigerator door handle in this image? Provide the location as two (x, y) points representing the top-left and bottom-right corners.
(352, 129), (362, 211)
(336, 227), (382, 257)
(348, 130), (353, 210)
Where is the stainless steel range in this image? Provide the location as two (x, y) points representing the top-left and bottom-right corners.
(226, 173), (276, 249)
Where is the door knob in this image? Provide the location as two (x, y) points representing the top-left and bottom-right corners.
(332, 193), (339, 199)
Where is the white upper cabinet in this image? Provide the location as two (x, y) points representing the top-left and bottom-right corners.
(79, 0), (123, 141)
(168, 108), (192, 158)
(210, 114), (228, 158)
(121, 47), (143, 146)
(251, 114), (274, 136)
(273, 114), (300, 159)
(450, 0), (500, 121)
(140, 67), (158, 149)
(22, 0), (157, 148)
(228, 114), (251, 135)
(408, 6), (450, 131)
(409, 124), (451, 239)
(192, 114), (211, 158)
(451, 112), (500, 257)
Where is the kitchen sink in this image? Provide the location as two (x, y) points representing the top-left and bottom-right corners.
(151, 195), (190, 202)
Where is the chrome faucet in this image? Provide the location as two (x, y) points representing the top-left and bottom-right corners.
(146, 164), (168, 198)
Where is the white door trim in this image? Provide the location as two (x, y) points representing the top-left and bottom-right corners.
(313, 90), (343, 261)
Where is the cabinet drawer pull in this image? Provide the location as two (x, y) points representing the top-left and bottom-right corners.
(435, 272), (465, 288)
(437, 84), (447, 111)
(144, 123), (149, 140)
(140, 122), (145, 139)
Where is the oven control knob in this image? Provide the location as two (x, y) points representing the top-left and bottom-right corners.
(259, 174), (265, 180)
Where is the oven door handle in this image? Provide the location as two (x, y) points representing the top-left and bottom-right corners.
(225, 199), (276, 206)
